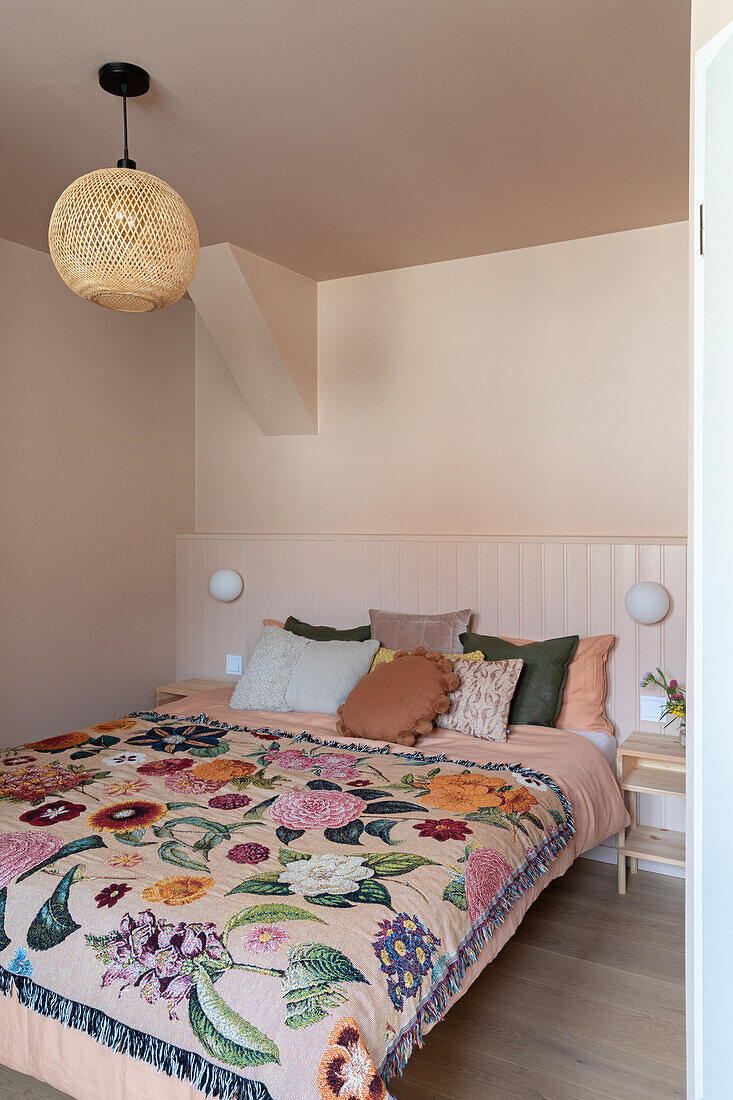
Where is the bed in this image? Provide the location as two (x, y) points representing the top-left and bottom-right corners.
(0, 687), (628, 1100)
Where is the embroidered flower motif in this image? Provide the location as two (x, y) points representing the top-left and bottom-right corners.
(494, 786), (538, 814)
(86, 910), (228, 1018)
(0, 762), (97, 804)
(208, 792), (252, 810)
(1, 755), (36, 768)
(268, 788), (367, 831)
(8, 948), (33, 977)
(137, 757), (193, 776)
(108, 852), (144, 869)
(103, 779), (151, 797)
(514, 773), (548, 793)
(464, 847), (514, 923)
(190, 759), (256, 782)
(163, 773), (224, 795)
(95, 883), (132, 909)
(278, 853), (373, 897)
(347, 780), (371, 787)
(411, 818), (473, 842)
(86, 800), (167, 833)
(19, 799), (86, 826)
(0, 831), (65, 888)
(317, 1017), (386, 1100)
(104, 752), (148, 767)
(24, 731), (89, 753)
(126, 723), (228, 756)
(310, 753), (361, 780)
(371, 914), (441, 1011)
(142, 875), (214, 907)
(420, 772), (506, 813)
(263, 748), (313, 771)
(240, 924), (290, 954)
(90, 719), (138, 734)
(249, 729), (280, 741)
(227, 842), (270, 865)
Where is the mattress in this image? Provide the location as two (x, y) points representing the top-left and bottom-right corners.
(0, 689), (628, 1100)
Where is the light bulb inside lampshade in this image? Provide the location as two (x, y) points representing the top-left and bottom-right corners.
(624, 581), (670, 625)
(209, 569), (244, 603)
(48, 167), (199, 312)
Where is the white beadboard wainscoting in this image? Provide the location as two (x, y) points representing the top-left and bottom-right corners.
(177, 535), (687, 874)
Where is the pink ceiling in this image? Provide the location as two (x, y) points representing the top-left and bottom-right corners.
(1, 0), (690, 279)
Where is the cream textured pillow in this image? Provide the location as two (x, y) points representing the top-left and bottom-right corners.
(285, 639), (380, 714)
(435, 657), (524, 742)
(369, 647), (484, 672)
(229, 626), (308, 712)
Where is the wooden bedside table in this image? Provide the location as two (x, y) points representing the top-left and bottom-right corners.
(155, 678), (232, 708)
(616, 731), (686, 894)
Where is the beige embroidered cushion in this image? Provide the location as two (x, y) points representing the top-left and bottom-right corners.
(435, 657), (524, 742)
(369, 647), (484, 673)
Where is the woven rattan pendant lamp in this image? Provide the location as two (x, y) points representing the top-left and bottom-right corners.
(48, 63), (199, 312)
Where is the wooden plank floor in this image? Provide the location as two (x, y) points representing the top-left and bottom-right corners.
(0, 859), (684, 1100)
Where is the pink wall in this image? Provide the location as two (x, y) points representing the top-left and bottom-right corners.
(196, 222), (689, 537)
(0, 237), (195, 743)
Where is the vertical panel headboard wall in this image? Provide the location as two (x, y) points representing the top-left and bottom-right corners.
(177, 535), (686, 742)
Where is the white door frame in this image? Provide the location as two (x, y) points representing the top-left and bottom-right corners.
(690, 19), (733, 1099)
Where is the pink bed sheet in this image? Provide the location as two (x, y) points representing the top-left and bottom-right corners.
(0, 689), (628, 1100)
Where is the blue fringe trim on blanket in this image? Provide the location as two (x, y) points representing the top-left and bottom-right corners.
(377, 820), (573, 1081)
(0, 969), (273, 1100)
(129, 709), (576, 1085)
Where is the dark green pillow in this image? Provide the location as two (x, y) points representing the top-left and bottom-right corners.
(459, 632), (579, 727)
(284, 616), (371, 643)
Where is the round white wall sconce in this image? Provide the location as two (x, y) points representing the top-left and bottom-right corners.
(208, 569), (243, 602)
(624, 581), (670, 624)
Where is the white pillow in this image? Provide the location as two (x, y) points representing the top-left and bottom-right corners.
(229, 626), (308, 712)
(285, 639), (380, 715)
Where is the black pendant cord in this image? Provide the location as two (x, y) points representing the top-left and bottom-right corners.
(98, 62), (149, 168)
(117, 80), (136, 169)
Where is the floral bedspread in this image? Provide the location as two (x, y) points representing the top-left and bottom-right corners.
(0, 712), (574, 1100)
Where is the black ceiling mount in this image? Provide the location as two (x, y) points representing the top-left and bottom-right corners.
(98, 62), (150, 169)
(98, 62), (150, 98)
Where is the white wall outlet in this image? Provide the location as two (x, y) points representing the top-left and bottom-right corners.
(225, 654), (243, 676)
(640, 694), (666, 722)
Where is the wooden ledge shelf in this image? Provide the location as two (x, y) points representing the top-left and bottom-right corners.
(616, 730), (686, 894)
(622, 762), (686, 799)
(619, 825), (685, 867)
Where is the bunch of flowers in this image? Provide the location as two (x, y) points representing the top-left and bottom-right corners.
(371, 913), (441, 1011)
(267, 788), (366, 831)
(0, 830), (65, 888)
(641, 668), (686, 733)
(86, 910), (229, 1017)
(0, 761), (97, 804)
(263, 748), (360, 783)
(278, 853), (374, 897)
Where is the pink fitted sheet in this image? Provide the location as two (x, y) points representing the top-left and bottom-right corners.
(0, 689), (629, 1100)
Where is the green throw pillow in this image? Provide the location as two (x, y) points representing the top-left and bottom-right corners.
(459, 632), (579, 727)
(284, 616), (371, 643)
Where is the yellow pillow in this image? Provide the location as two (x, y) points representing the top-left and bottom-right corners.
(369, 647), (484, 673)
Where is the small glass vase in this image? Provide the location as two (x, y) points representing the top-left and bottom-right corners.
(677, 718), (686, 750)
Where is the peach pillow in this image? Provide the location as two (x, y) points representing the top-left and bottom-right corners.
(336, 648), (460, 747)
(503, 634), (615, 736)
(263, 619), (285, 628)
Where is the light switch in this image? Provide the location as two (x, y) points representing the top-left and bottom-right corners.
(639, 694), (666, 722)
(226, 654), (243, 676)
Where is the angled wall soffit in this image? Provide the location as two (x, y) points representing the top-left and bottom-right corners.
(189, 242), (317, 435)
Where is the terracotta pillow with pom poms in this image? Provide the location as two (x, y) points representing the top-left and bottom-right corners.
(336, 647), (460, 747)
